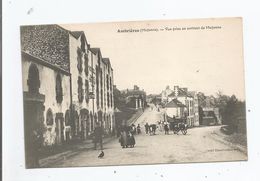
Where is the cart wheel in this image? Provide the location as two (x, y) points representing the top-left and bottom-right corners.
(182, 129), (187, 135)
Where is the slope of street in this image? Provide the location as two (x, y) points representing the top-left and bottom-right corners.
(50, 107), (247, 168)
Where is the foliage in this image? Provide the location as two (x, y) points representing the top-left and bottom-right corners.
(197, 90), (246, 132)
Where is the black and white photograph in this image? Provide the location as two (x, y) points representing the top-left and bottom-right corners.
(20, 17), (248, 169)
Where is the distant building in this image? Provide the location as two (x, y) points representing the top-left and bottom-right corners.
(162, 85), (199, 127)
(146, 94), (161, 104)
(199, 97), (221, 126)
(165, 99), (186, 119)
(161, 85), (173, 103)
(121, 85), (146, 109)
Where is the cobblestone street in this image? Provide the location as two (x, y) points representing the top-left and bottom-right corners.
(47, 107), (247, 168)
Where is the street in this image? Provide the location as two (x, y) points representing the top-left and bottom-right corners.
(50, 107), (247, 167)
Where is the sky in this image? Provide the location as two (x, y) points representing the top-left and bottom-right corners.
(61, 18), (245, 100)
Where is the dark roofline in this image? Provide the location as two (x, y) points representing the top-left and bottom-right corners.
(90, 48), (101, 55)
(56, 24), (71, 32)
(69, 31), (84, 39)
(102, 57), (114, 70)
(165, 99), (186, 108)
(21, 51), (71, 76)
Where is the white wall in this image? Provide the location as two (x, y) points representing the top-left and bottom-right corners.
(166, 107), (178, 118)
(22, 57), (71, 145)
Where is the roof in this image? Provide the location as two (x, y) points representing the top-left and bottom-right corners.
(102, 58), (111, 66)
(20, 24), (70, 71)
(69, 31), (84, 39)
(121, 89), (146, 97)
(168, 87), (190, 97)
(178, 88), (188, 97)
(90, 48), (101, 55)
(165, 99), (186, 108)
(187, 91), (196, 98)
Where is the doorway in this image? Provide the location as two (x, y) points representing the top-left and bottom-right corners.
(24, 96), (45, 168)
(55, 113), (64, 145)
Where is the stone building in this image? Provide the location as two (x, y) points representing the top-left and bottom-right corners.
(165, 99), (186, 119)
(21, 25), (115, 151)
(162, 85), (199, 127)
(121, 85), (146, 109)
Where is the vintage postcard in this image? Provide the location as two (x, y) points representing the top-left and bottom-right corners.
(20, 17), (247, 168)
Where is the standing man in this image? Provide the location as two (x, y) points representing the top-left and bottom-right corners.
(137, 124), (141, 134)
(164, 122), (169, 135)
(93, 122), (103, 150)
(145, 123), (149, 134)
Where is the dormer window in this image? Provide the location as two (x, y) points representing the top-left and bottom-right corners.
(85, 79), (89, 103)
(77, 48), (83, 73)
(80, 35), (85, 53)
(78, 76), (84, 103)
(84, 53), (89, 76)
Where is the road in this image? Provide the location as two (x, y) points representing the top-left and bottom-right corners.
(50, 106), (247, 167)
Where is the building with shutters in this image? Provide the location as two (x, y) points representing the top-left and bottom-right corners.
(21, 24), (115, 153)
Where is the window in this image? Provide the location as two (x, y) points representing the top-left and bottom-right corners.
(78, 76), (84, 103)
(46, 108), (53, 125)
(110, 77), (112, 91)
(77, 48), (83, 73)
(100, 70), (103, 108)
(107, 92), (110, 107)
(85, 79), (89, 103)
(56, 74), (63, 103)
(110, 94), (113, 107)
(75, 112), (79, 135)
(90, 112), (93, 131)
(96, 66), (99, 106)
(106, 74), (109, 90)
(80, 35), (85, 53)
(27, 63), (40, 93)
(65, 110), (70, 126)
(84, 54), (89, 76)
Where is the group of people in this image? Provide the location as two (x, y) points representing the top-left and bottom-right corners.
(92, 116), (186, 150)
(144, 123), (157, 135)
(129, 123), (142, 135)
(143, 120), (182, 135)
(118, 125), (136, 148)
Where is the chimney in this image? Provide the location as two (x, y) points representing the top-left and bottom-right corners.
(174, 86), (179, 97)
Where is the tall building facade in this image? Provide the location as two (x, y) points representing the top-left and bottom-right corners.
(21, 25), (115, 150)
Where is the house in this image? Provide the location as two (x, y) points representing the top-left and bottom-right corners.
(21, 24), (115, 168)
(165, 99), (186, 119)
(161, 85), (173, 103)
(121, 85), (146, 109)
(162, 85), (199, 127)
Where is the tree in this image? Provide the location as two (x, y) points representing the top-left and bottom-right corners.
(197, 92), (207, 107)
(113, 86), (126, 108)
(214, 91), (231, 124)
(222, 95), (238, 129)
